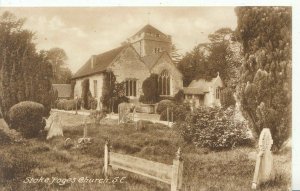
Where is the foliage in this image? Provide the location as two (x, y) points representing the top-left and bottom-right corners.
(54, 99), (81, 110)
(46, 47), (72, 84)
(174, 106), (252, 150)
(90, 110), (107, 125)
(174, 89), (185, 103)
(101, 71), (129, 113)
(89, 97), (98, 110)
(177, 45), (208, 86)
(177, 28), (242, 105)
(220, 87), (236, 109)
(101, 71), (116, 112)
(141, 74), (160, 104)
(8, 101), (45, 138)
(70, 80), (76, 99)
(235, 7), (292, 149)
(156, 99), (175, 114)
(0, 12), (54, 120)
(171, 44), (183, 66)
(160, 102), (190, 122)
(81, 79), (92, 109)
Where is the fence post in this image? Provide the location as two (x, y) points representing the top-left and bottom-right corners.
(104, 140), (110, 178)
(171, 147), (183, 191)
(118, 104), (120, 124)
(167, 107), (169, 126)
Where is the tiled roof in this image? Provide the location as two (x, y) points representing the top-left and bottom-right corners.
(183, 87), (206, 95)
(52, 84), (71, 98)
(184, 77), (219, 95)
(131, 24), (167, 38)
(141, 52), (165, 69)
(72, 46), (126, 79)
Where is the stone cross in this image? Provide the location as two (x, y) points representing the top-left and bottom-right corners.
(252, 128), (273, 189)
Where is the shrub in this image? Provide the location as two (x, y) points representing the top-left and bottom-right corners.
(54, 99), (81, 110)
(112, 96), (129, 113)
(156, 100), (175, 114)
(174, 89), (185, 103)
(220, 87), (236, 109)
(81, 79), (91, 109)
(8, 101), (46, 138)
(88, 97), (98, 110)
(174, 106), (252, 150)
(141, 74), (160, 104)
(90, 110), (107, 125)
(160, 103), (190, 122)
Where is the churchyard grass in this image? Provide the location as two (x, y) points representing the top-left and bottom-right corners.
(0, 112), (291, 191)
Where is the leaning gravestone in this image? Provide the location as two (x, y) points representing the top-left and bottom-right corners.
(46, 113), (64, 140)
(252, 128), (273, 189)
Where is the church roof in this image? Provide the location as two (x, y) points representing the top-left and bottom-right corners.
(141, 52), (165, 69)
(73, 46), (126, 79)
(52, 84), (72, 98)
(131, 24), (167, 38)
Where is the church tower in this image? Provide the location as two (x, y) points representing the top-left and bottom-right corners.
(126, 24), (172, 57)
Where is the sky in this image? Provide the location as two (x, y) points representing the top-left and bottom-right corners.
(0, 7), (237, 73)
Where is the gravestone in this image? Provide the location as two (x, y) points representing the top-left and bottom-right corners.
(252, 128), (273, 189)
(118, 103), (133, 124)
(46, 113), (64, 140)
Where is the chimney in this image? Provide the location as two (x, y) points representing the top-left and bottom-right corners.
(91, 55), (96, 69)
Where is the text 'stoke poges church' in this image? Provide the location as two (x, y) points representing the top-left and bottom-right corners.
(72, 24), (183, 108)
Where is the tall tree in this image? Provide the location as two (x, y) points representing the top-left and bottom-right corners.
(235, 7), (292, 149)
(171, 44), (183, 66)
(0, 11), (54, 119)
(46, 47), (71, 84)
(177, 44), (208, 86)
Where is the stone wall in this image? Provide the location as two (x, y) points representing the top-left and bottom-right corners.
(108, 46), (150, 99)
(151, 53), (183, 96)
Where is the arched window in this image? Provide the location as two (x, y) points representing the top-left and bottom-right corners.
(158, 70), (171, 95)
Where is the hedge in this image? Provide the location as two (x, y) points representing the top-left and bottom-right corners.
(8, 101), (46, 138)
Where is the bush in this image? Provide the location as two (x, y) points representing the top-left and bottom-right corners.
(220, 87), (236, 109)
(141, 74), (160, 104)
(90, 110), (107, 124)
(174, 106), (252, 150)
(55, 99), (81, 110)
(160, 103), (190, 122)
(174, 89), (185, 103)
(156, 100), (175, 114)
(8, 101), (46, 138)
(112, 96), (129, 113)
(88, 97), (98, 110)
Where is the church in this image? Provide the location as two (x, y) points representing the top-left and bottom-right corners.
(72, 24), (183, 108)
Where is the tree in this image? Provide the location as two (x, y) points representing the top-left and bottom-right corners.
(0, 11), (54, 120)
(46, 47), (72, 84)
(141, 74), (159, 104)
(235, 7), (292, 149)
(177, 44), (208, 86)
(171, 44), (183, 66)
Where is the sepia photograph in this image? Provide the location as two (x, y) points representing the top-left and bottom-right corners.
(0, 4), (293, 191)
